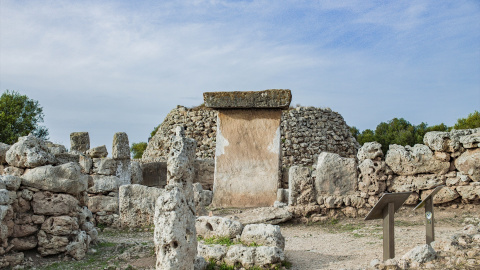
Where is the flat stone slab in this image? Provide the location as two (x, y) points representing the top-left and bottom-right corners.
(203, 89), (292, 109)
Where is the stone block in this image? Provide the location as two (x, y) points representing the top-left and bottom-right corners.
(203, 89), (292, 109)
(22, 163), (88, 195)
(315, 152), (357, 196)
(6, 135), (56, 168)
(455, 148), (480, 182)
(288, 166), (314, 206)
(196, 216), (243, 239)
(86, 145), (108, 158)
(112, 132), (130, 159)
(140, 162), (167, 187)
(385, 144), (450, 175)
(240, 224), (285, 249)
(70, 132), (90, 152)
(119, 184), (164, 228)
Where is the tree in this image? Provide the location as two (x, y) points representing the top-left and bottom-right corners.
(454, 111), (480, 130)
(349, 126), (360, 140)
(130, 142), (147, 159)
(357, 129), (375, 145)
(0, 90), (48, 144)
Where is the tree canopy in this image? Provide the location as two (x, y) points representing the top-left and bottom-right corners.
(0, 90), (49, 144)
(454, 110), (480, 130)
(130, 142), (147, 159)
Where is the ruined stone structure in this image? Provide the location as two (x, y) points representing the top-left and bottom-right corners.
(205, 90), (291, 208)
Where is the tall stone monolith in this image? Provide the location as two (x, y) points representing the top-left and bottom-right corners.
(154, 126), (197, 270)
(113, 132), (131, 186)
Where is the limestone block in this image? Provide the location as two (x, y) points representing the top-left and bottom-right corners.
(324, 196), (344, 209)
(130, 161), (143, 184)
(3, 166), (24, 176)
(79, 154), (92, 174)
(357, 142), (383, 161)
(277, 189), (289, 204)
(0, 252), (24, 268)
(92, 158), (117, 175)
(224, 207), (292, 225)
(197, 242), (227, 261)
(6, 135), (56, 168)
(224, 245), (255, 268)
(88, 175), (119, 194)
(194, 159), (214, 191)
(421, 187), (460, 204)
(11, 235), (38, 251)
(41, 216), (79, 236)
(87, 195), (118, 213)
(404, 192), (420, 205)
(119, 184), (164, 228)
(446, 172), (471, 186)
(0, 189), (9, 205)
(402, 244), (436, 263)
(193, 183), (213, 215)
(455, 148), (480, 182)
(456, 185), (480, 200)
(54, 152), (79, 165)
(32, 192), (80, 216)
(116, 159), (131, 186)
(212, 110), (281, 207)
(0, 143), (11, 164)
(255, 246), (285, 266)
(240, 224), (285, 249)
(46, 142), (67, 155)
(70, 132), (90, 152)
(315, 152), (357, 196)
(385, 144), (450, 175)
(288, 166), (314, 206)
(154, 186), (197, 270)
(358, 159), (387, 195)
(203, 89), (292, 109)
(167, 127), (196, 191)
(112, 132), (130, 160)
(22, 163), (88, 195)
(388, 175), (445, 192)
(86, 145), (108, 158)
(12, 223), (38, 238)
(66, 231), (88, 260)
(37, 230), (69, 256)
(460, 132), (480, 149)
(196, 216), (243, 239)
(194, 256), (208, 270)
(140, 161), (167, 187)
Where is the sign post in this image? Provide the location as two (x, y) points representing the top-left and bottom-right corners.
(365, 192), (412, 260)
(414, 185), (444, 245)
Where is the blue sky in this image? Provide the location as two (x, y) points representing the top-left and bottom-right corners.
(1, 0), (479, 152)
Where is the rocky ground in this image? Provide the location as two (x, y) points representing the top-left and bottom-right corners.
(10, 204), (480, 270)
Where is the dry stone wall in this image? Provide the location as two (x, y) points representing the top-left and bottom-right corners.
(143, 105), (359, 168)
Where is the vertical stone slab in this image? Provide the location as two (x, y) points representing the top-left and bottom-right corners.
(112, 132), (130, 160)
(154, 127), (197, 270)
(212, 109), (282, 207)
(70, 132), (90, 152)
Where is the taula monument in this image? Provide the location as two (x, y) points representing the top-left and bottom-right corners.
(204, 89), (292, 207)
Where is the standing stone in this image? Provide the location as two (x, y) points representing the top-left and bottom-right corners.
(112, 132), (130, 160)
(155, 127), (197, 270)
(70, 132), (90, 152)
(116, 160), (132, 186)
(315, 152), (357, 196)
(288, 166), (315, 206)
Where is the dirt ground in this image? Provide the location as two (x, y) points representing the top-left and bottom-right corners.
(19, 204), (479, 270)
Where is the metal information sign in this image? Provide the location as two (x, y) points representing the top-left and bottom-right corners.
(414, 185), (444, 245)
(365, 192), (412, 260)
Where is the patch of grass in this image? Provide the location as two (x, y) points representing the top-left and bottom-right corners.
(282, 260), (293, 268)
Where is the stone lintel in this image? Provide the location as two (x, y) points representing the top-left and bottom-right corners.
(203, 89), (292, 109)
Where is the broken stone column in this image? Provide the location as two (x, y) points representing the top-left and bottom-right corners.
(70, 132), (90, 153)
(112, 132), (131, 186)
(154, 127), (197, 270)
(205, 89), (292, 207)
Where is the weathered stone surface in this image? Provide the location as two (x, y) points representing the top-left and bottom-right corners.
(70, 132), (90, 152)
(88, 175), (119, 194)
(87, 195), (118, 213)
(3, 166), (24, 176)
(385, 144), (450, 175)
(112, 132), (130, 160)
(54, 152), (80, 165)
(116, 159), (131, 186)
(203, 89), (292, 109)
(197, 242), (227, 261)
(460, 132), (480, 148)
(194, 159), (214, 191)
(424, 129), (480, 152)
(0, 189), (9, 205)
(240, 224), (285, 249)
(32, 192), (80, 216)
(0, 143), (11, 164)
(357, 142), (383, 161)
(22, 162), (88, 195)
(324, 196), (344, 208)
(225, 207), (292, 225)
(455, 148), (480, 182)
(12, 223), (38, 237)
(6, 135), (56, 168)
(224, 245), (255, 268)
(154, 186), (197, 270)
(46, 142), (67, 155)
(130, 161), (143, 185)
(194, 256), (208, 270)
(119, 184), (164, 228)
(255, 246), (285, 266)
(11, 235), (38, 251)
(421, 187), (460, 204)
(388, 174), (445, 192)
(167, 127), (196, 198)
(37, 229), (69, 256)
(193, 183), (213, 215)
(79, 154), (92, 174)
(86, 145), (108, 158)
(0, 252), (24, 268)
(196, 216), (243, 239)
(358, 159), (388, 195)
(456, 185), (480, 200)
(213, 110), (282, 207)
(402, 244), (436, 263)
(41, 216), (79, 235)
(446, 172), (471, 186)
(288, 166), (315, 206)
(92, 158), (117, 175)
(315, 152), (357, 196)
(66, 230), (89, 260)
(140, 162), (167, 187)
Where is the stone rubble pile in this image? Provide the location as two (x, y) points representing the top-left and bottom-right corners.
(281, 128), (480, 221)
(196, 216), (286, 269)
(0, 134), (99, 268)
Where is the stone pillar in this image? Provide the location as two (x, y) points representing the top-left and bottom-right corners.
(204, 90), (292, 208)
(112, 132), (131, 186)
(70, 132), (90, 153)
(154, 127), (197, 270)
